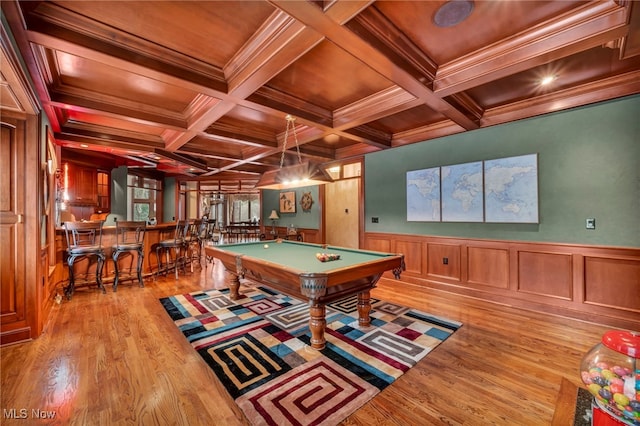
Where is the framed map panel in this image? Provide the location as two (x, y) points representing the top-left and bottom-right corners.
(484, 154), (538, 223)
(441, 161), (483, 222)
(406, 167), (440, 221)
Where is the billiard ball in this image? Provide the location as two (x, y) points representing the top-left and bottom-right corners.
(263, 244), (269, 249)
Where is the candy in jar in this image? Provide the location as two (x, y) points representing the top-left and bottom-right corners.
(580, 330), (639, 425)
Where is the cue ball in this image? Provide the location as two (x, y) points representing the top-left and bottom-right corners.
(263, 244), (269, 249)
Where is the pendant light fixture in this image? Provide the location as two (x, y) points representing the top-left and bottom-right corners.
(255, 115), (333, 190)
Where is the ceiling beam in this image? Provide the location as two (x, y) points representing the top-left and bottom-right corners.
(24, 2), (228, 92)
(268, 0), (479, 131)
(48, 91), (188, 130)
(154, 149), (208, 172)
(481, 70), (640, 127)
(434, 1), (630, 96)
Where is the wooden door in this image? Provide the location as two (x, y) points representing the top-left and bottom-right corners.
(325, 178), (360, 248)
(0, 118), (28, 342)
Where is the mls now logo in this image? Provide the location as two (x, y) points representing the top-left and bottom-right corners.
(4, 408), (57, 419)
(3, 409), (27, 419)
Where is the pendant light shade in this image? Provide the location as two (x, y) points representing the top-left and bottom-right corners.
(255, 115), (333, 190)
(255, 162), (334, 190)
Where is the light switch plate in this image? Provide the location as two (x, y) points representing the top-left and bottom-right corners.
(586, 218), (596, 229)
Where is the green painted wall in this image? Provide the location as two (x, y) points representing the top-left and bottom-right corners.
(110, 166), (128, 220)
(365, 95), (640, 248)
(262, 185), (320, 230)
(163, 177), (176, 222)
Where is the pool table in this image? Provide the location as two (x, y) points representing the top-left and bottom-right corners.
(204, 240), (405, 349)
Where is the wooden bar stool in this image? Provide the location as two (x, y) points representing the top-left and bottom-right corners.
(156, 220), (190, 279)
(63, 220), (106, 299)
(203, 219), (220, 267)
(111, 220), (146, 291)
(203, 219), (219, 245)
(185, 219), (206, 272)
(198, 219), (210, 255)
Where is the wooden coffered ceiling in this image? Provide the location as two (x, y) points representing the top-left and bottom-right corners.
(2, 0), (640, 184)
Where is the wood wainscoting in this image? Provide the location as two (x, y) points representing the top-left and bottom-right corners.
(364, 232), (639, 330)
(267, 226), (320, 244)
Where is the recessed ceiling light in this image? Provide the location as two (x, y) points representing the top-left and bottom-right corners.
(540, 75), (557, 86)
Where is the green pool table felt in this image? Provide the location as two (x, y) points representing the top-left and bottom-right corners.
(216, 240), (394, 273)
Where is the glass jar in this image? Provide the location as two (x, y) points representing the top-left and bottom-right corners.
(580, 330), (640, 425)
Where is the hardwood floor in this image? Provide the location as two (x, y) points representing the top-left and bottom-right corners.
(1, 262), (612, 425)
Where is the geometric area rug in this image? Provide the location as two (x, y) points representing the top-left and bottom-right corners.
(159, 283), (462, 426)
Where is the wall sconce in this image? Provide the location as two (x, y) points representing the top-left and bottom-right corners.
(63, 162), (69, 201)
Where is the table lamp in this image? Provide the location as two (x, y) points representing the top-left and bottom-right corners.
(268, 210), (279, 235)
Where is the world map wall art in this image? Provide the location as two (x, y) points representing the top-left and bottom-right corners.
(406, 153), (538, 223)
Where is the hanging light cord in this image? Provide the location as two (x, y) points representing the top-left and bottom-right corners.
(279, 115), (302, 168)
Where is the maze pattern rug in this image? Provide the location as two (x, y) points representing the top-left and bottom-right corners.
(160, 284), (461, 426)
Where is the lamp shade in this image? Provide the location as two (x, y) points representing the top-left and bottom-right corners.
(268, 210), (279, 220)
(255, 115), (334, 190)
(255, 162), (334, 190)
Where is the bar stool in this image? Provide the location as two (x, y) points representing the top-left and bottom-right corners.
(202, 219), (219, 245)
(63, 220), (106, 299)
(203, 219), (220, 267)
(187, 219), (208, 269)
(111, 220), (146, 291)
(156, 220), (189, 279)
(180, 219), (201, 271)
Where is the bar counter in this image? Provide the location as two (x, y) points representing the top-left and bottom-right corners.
(55, 222), (179, 288)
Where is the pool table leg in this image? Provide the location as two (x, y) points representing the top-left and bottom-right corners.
(227, 273), (241, 300)
(357, 291), (372, 327)
(309, 303), (326, 350)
